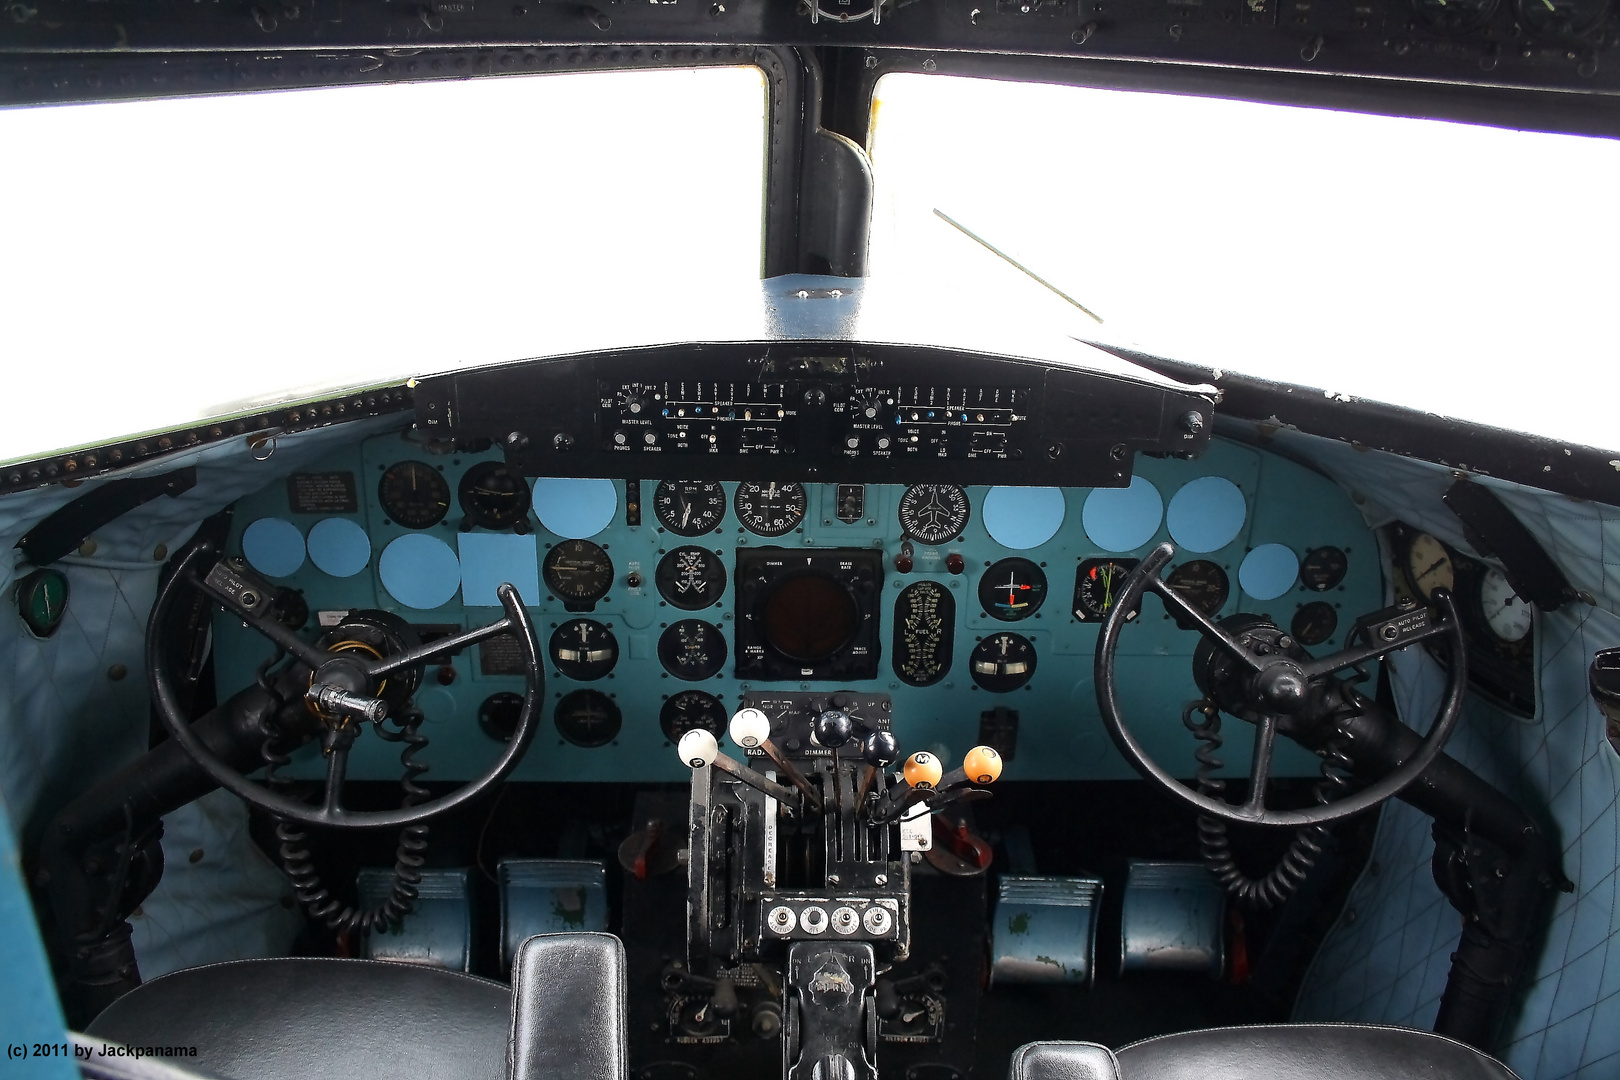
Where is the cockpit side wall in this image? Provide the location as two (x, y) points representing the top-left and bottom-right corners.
(0, 419), (397, 982)
(1286, 435), (1620, 1080)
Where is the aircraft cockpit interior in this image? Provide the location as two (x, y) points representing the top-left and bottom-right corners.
(1, 8), (1618, 1080)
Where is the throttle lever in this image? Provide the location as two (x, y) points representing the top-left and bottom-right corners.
(729, 709), (823, 811)
(678, 730), (802, 808)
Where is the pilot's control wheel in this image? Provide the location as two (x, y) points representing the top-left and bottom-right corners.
(1094, 541), (1469, 828)
(148, 541), (543, 829)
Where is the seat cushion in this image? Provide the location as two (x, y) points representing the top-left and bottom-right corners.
(1009, 1041), (1122, 1080)
(1113, 1024), (1520, 1080)
(86, 957), (512, 1080)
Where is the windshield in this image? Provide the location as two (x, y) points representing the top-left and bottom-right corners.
(868, 73), (1620, 452)
(0, 66), (768, 464)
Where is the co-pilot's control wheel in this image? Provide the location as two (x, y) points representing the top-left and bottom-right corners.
(148, 542), (543, 829)
(1094, 541), (1469, 827)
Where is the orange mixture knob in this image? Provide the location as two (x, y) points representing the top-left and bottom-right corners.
(963, 745), (1003, 785)
(903, 750), (943, 789)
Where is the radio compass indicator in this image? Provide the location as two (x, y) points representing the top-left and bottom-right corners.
(978, 558), (1047, 622)
(899, 484), (970, 545)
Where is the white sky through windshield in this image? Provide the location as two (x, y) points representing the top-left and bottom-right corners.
(0, 67), (768, 464)
(868, 74), (1620, 453)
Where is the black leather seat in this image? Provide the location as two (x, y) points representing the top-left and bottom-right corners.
(1010, 1024), (1520, 1080)
(85, 932), (627, 1080)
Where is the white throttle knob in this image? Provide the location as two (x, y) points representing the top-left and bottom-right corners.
(679, 728), (719, 768)
(729, 708), (771, 749)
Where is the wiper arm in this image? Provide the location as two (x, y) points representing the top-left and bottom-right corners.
(933, 208), (1104, 325)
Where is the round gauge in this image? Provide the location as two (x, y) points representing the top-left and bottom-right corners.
(543, 540), (615, 606)
(548, 618), (619, 680)
(734, 482), (807, 537)
(978, 558), (1048, 622)
(970, 632), (1037, 693)
(660, 690), (727, 743)
(272, 588), (310, 631)
(658, 619), (729, 681)
(377, 460), (451, 529)
(654, 480), (727, 536)
(1073, 558), (1142, 622)
(1300, 546), (1349, 592)
(16, 567), (69, 638)
(554, 689), (621, 748)
(457, 461), (531, 531)
(1479, 567), (1533, 643)
(1519, 0), (1609, 35)
(1164, 560), (1229, 619)
(478, 691), (525, 743)
(898, 484), (971, 545)
(1290, 601), (1339, 647)
(1412, 0), (1498, 33)
(656, 546), (728, 610)
(1402, 532), (1456, 601)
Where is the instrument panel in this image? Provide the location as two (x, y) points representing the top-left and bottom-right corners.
(218, 430), (1382, 784)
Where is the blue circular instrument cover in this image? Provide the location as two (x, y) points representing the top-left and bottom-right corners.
(379, 534), (461, 609)
(983, 486), (1067, 550)
(1081, 476), (1163, 552)
(1239, 543), (1300, 600)
(305, 517), (372, 578)
(241, 517), (305, 578)
(1166, 476), (1247, 553)
(533, 478), (618, 539)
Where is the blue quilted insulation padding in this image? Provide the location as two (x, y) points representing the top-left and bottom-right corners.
(0, 418), (398, 987)
(1285, 433), (1620, 1080)
(0, 798), (74, 1078)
